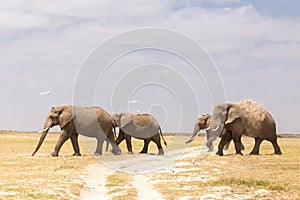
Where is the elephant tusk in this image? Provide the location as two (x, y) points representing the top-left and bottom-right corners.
(41, 127), (50, 133)
(205, 125), (220, 131)
(211, 125), (220, 131)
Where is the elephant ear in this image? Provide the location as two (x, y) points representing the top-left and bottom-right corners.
(58, 105), (74, 129)
(226, 103), (242, 124)
(120, 112), (132, 129)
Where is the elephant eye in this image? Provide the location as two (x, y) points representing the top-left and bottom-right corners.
(50, 114), (57, 119)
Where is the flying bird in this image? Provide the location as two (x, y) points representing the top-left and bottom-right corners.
(40, 91), (51, 95)
(128, 100), (139, 104)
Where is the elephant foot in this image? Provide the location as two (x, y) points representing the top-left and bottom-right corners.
(128, 151), (134, 154)
(140, 151), (147, 154)
(275, 151), (282, 155)
(72, 152), (81, 156)
(236, 152), (243, 156)
(158, 149), (164, 155)
(208, 147), (214, 152)
(93, 152), (102, 156)
(112, 149), (122, 155)
(216, 151), (223, 156)
(50, 152), (59, 157)
(249, 151), (259, 155)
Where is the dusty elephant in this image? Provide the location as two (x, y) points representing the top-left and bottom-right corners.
(186, 114), (244, 151)
(112, 112), (167, 155)
(206, 100), (282, 156)
(32, 105), (121, 157)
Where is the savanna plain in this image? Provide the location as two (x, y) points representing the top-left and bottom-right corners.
(0, 130), (299, 200)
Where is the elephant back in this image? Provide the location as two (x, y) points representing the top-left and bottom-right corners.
(132, 114), (152, 126)
(73, 106), (108, 136)
(121, 114), (160, 139)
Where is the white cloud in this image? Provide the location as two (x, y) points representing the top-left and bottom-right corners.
(0, 11), (49, 29)
(0, 1), (299, 132)
(205, 0), (241, 4)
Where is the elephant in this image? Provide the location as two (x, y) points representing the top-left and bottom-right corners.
(185, 114), (244, 151)
(112, 112), (167, 155)
(32, 105), (122, 157)
(205, 100), (282, 156)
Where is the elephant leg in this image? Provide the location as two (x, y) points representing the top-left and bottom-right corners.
(223, 141), (230, 150)
(94, 137), (104, 156)
(125, 136), (133, 154)
(105, 139), (109, 152)
(250, 137), (263, 155)
(70, 133), (81, 156)
(270, 139), (282, 155)
(140, 139), (150, 154)
(51, 131), (69, 157)
(107, 130), (122, 155)
(241, 141), (245, 151)
(232, 135), (243, 155)
(206, 134), (217, 152)
(116, 130), (125, 145)
(216, 131), (232, 156)
(152, 136), (164, 155)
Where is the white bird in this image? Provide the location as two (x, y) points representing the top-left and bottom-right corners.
(40, 91), (51, 95)
(128, 100), (139, 104)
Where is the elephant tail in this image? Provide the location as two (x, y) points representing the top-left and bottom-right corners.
(105, 126), (118, 152)
(112, 126), (117, 140)
(105, 139), (109, 152)
(159, 127), (167, 146)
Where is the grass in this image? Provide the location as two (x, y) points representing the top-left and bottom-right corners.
(0, 131), (96, 199)
(106, 172), (137, 200)
(211, 178), (271, 188)
(0, 131), (299, 199)
(153, 135), (300, 199)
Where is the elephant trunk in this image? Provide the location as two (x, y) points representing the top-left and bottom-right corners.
(204, 106), (227, 151)
(205, 107), (225, 137)
(31, 127), (50, 156)
(186, 122), (200, 144)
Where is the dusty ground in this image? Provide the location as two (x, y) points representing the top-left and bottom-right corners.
(0, 131), (299, 199)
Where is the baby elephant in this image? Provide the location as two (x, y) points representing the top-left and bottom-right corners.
(112, 112), (167, 155)
(186, 114), (244, 152)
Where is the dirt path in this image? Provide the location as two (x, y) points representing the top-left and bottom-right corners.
(80, 164), (115, 200)
(80, 147), (209, 199)
(132, 174), (165, 200)
(80, 162), (166, 199)
(79, 147), (199, 199)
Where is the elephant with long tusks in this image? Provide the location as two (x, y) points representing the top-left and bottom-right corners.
(206, 99), (282, 156)
(32, 105), (121, 157)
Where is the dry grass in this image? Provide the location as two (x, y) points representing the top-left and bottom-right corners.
(106, 172), (137, 200)
(0, 131), (299, 199)
(153, 136), (300, 199)
(0, 131), (96, 199)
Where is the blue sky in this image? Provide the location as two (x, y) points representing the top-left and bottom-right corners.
(199, 0), (300, 17)
(0, 0), (299, 133)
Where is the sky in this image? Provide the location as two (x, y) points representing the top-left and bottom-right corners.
(0, 0), (299, 133)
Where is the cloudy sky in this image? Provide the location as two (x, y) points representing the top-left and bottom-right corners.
(0, 0), (299, 133)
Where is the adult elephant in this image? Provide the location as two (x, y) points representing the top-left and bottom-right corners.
(112, 112), (167, 155)
(185, 114), (244, 151)
(32, 105), (121, 157)
(206, 100), (282, 156)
